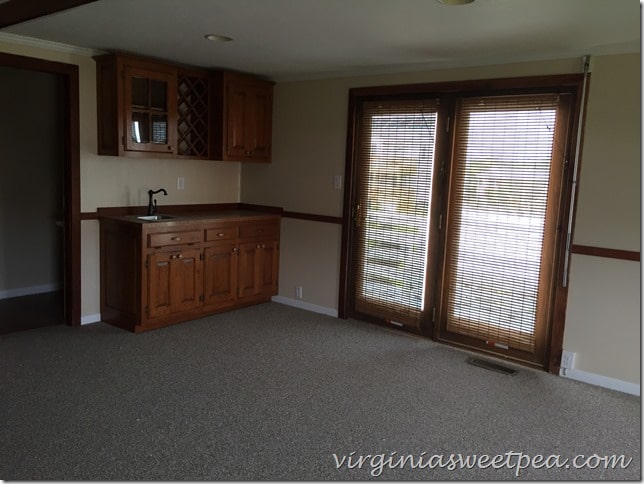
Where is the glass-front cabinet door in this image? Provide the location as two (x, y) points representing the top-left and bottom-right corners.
(123, 66), (177, 154)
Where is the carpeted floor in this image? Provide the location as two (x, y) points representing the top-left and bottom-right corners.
(1, 302), (640, 480)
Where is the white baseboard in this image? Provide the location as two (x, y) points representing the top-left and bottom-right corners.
(0, 283), (61, 300)
(81, 313), (101, 325)
(560, 368), (640, 396)
(271, 295), (338, 318)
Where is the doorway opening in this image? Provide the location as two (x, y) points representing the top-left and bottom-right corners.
(0, 52), (80, 332)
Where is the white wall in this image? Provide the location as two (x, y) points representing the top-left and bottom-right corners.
(562, 54), (640, 386)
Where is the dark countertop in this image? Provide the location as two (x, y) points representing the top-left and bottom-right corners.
(101, 209), (281, 226)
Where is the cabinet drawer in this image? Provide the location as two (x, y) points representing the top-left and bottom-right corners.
(239, 222), (279, 240)
(205, 225), (238, 242)
(148, 230), (202, 248)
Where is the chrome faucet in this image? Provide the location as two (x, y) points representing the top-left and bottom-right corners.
(147, 188), (168, 215)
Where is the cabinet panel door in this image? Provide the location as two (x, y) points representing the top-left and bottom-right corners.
(148, 252), (173, 318)
(171, 249), (202, 312)
(203, 244), (238, 307)
(248, 86), (272, 161)
(238, 242), (261, 298)
(225, 84), (249, 158)
(124, 65), (177, 154)
(148, 249), (201, 318)
(260, 241), (279, 296)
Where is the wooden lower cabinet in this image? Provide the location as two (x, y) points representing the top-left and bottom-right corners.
(100, 212), (280, 332)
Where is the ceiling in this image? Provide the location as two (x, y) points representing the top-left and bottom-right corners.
(1, 0), (640, 81)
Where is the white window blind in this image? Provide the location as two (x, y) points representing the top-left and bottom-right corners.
(443, 94), (560, 352)
(354, 100), (438, 327)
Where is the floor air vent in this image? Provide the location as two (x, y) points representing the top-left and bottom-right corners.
(466, 357), (517, 375)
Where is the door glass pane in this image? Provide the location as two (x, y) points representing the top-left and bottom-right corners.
(131, 77), (149, 108)
(132, 112), (150, 143)
(353, 100), (438, 327)
(151, 115), (168, 144)
(150, 80), (167, 111)
(444, 95), (559, 352)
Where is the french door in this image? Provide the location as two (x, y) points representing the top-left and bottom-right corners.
(347, 88), (576, 366)
(350, 99), (442, 329)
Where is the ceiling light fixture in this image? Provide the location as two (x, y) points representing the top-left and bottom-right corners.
(204, 33), (233, 42)
(437, 0), (475, 5)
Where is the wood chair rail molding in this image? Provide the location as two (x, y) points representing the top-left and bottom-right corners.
(570, 244), (640, 262)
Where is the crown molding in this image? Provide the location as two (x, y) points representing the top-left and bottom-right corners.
(0, 31), (102, 57)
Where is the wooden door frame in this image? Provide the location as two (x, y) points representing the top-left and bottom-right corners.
(0, 52), (81, 326)
(338, 74), (587, 373)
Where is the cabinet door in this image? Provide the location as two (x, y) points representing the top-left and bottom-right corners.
(224, 78), (273, 162)
(172, 249), (202, 313)
(246, 85), (272, 162)
(237, 242), (262, 299)
(225, 82), (250, 159)
(203, 244), (238, 308)
(148, 252), (174, 318)
(237, 241), (279, 300)
(124, 65), (177, 154)
(147, 249), (201, 318)
(260, 240), (279, 296)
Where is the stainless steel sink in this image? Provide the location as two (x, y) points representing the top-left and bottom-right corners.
(136, 215), (173, 221)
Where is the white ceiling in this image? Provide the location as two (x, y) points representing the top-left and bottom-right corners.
(1, 0), (640, 81)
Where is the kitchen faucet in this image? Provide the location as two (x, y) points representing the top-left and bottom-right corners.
(147, 188), (168, 216)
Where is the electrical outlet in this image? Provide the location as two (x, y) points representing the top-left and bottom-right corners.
(295, 286), (303, 299)
(561, 350), (576, 369)
(177, 177), (185, 190)
(333, 175), (343, 190)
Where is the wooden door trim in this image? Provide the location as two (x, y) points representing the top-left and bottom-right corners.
(0, 52), (81, 325)
(339, 74), (586, 373)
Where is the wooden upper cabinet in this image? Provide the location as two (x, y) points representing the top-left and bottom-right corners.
(95, 54), (273, 162)
(209, 71), (274, 163)
(95, 54), (177, 157)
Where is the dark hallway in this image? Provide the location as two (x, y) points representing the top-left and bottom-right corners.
(0, 66), (65, 333)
